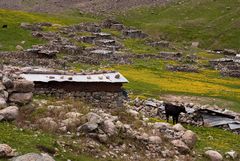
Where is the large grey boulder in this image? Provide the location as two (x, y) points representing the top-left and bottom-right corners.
(77, 122), (98, 133)
(171, 139), (190, 154)
(102, 120), (117, 136)
(0, 106), (19, 121)
(181, 130), (197, 149)
(148, 136), (162, 144)
(225, 150), (238, 160)
(82, 112), (103, 124)
(11, 153), (55, 161)
(127, 109), (139, 117)
(38, 117), (58, 132)
(205, 150), (223, 161)
(172, 123), (186, 131)
(13, 80), (34, 93)
(9, 92), (33, 104)
(0, 144), (16, 157)
(153, 122), (171, 130)
(61, 118), (80, 130)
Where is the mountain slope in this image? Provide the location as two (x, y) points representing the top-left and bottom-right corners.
(0, 0), (170, 13)
(118, 0), (240, 49)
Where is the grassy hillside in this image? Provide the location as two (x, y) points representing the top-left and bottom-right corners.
(0, 123), (97, 161)
(0, 9), (98, 51)
(0, 5), (240, 160)
(118, 0), (240, 49)
(114, 56), (240, 112)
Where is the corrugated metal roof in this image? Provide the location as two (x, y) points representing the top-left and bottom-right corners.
(202, 114), (240, 130)
(20, 72), (129, 83)
(228, 123), (240, 130)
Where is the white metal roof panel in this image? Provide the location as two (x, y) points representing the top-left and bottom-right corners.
(20, 72), (129, 83)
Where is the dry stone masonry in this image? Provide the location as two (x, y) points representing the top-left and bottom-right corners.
(0, 67), (34, 122)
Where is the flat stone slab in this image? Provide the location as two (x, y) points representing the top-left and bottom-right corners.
(90, 49), (113, 55)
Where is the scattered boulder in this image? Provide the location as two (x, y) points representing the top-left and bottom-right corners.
(181, 130), (197, 149)
(38, 117), (58, 132)
(225, 150), (238, 160)
(191, 42), (199, 48)
(16, 45), (24, 51)
(61, 117), (80, 130)
(0, 106), (19, 121)
(153, 122), (171, 130)
(0, 144), (16, 158)
(172, 123), (186, 132)
(205, 150), (223, 161)
(84, 112), (103, 124)
(102, 120), (116, 136)
(171, 139), (190, 154)
(127, 109), (139, 117)
(11, 153), (55, 161)
(77, 122), (98, 133)
(97, 134), (108, 143)
(148, 136), (162, 144)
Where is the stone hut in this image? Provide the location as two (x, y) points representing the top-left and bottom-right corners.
(20, 71), (129, 108)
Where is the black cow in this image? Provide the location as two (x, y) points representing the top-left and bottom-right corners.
(164, 103), (187, 124)
(2, 25), (7, 28)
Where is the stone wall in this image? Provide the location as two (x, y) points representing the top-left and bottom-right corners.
(35, 88), (127, 108)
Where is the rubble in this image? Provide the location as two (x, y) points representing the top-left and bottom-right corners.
(210, 57), (240, 78)
(166, 64), (199, 73)
(129, 98), (240, 134)
(147, 40), (170, 48)
(20, 22), (42, 31)
(93, 32), (112, 39)
(102, 19), (125, 31)
(159, 51), (182, 60)
(123, 29), (147, 38)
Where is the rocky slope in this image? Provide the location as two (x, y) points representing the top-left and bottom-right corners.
(0, 0), (170, 13)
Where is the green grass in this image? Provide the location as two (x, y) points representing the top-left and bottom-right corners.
(187, 125), (240, 160)
(0, 123), (97, 161)
(149, 118), (240, 160)
(102, 28), (122, 38)
(123, 38), (159, 54)
(0, 9), (98, 51)
(114, 58), (240, 112)
(118, 0), (240, 49)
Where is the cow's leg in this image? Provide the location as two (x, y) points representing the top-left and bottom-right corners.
(172, 116), (176, 124)
(176, 114), (179, 124)
(166, 114), (169, 122)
